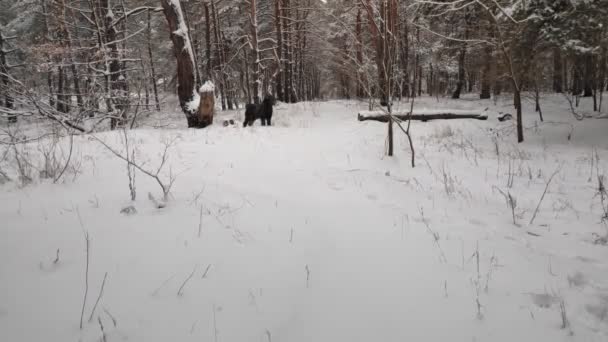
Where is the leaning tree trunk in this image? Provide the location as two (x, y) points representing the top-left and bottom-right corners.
(160, 0), (203, 127)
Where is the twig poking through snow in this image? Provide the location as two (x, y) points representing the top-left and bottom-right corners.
(560, 299), (569, 330)
(548, 257), (557, 277)
(305, 265), (310, 288)
(265, 329), (272, 342)
(88, 272), (108, 322)
(79, 230), (90, 330)
(529, 167), (560, 225)
(201, 264), (212, 279)
(177, 265), (198, 296)
(419, 207), (447, 263)
(151, 273), (176, 296)
(472, 241), (483, 320)
(53, 248), (60, 264)
(198, 205), (203, 237)
(103, 307), (117, 327)
(508, 192), (517, 226)
(98, 316), (107, 342)
(212, 304), (219, 342)
(92, 135), (179, 203)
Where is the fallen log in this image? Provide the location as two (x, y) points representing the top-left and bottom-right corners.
(357, 111), (488, 123)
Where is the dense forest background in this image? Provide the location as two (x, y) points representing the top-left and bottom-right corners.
(1, 0), (607, 142)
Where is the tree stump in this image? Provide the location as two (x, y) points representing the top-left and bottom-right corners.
(197, 81), (215, 128)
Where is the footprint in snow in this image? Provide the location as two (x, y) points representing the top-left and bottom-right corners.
(468, 218), (484, 226)
(567, 271), (588, 288)
(529, 293), (560, 308)
(327, 182), (343, 191)
(586, 293), (608, 323)
(575, 255), (599, 264)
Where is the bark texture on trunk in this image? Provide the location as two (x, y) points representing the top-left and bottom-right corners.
(160, 0), (201, 127)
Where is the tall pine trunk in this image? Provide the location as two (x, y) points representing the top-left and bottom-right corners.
(452, 46), (466, 99)
(147, 9), (161, 111)
(275, 0), (284, 102)
(553, 47), (563, 93)
(250, 0), (261, 104)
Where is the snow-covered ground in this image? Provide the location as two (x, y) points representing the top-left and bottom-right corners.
(1, 94), (608, 342)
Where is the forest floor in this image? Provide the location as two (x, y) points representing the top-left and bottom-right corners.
(1, 94), (608, 342)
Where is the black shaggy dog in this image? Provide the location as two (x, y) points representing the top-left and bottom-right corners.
(243, 95), (276, 127)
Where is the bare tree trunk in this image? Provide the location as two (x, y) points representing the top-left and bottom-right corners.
(211, 1), (226, 110)
(467, 70), (475, 92)
(411, 27), (420, 98)
(553, 47), (563, 93)
(0, 32), (15, 122)
(584, 54), (594, 97)
(573, 59), (582, 95)
(243, 49), (252, 104)
(514, 83), (523, 142)
(57, 65), (68, 113)
(534, 75), (543, 121)
(480, 44), (492, 99)
(250, 0), (261, 104)
(181, 1), (201, 87)
(282, 0), (291, 103)
(204, 3), (212, 80)
(160, 0), (202, 127)
(356, 6), (364, 98)
(599, 44), (607, 112)
(401, 17), (410, 98)
(275, 0), (284, 101)
(452, 46), (466, 99)
(57, 0), (83, 111)
(48, 71), (55, 108)
(363, 0), (387, 105)
(147, 9), (161, 111)
(428, 63), (434, 96)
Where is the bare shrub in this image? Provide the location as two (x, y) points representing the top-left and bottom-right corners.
(93, 134), (180, 206)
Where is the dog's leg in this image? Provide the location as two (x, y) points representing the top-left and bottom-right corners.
(243, 119), (248, 127)
(267, 117), (272, 126)
(261, 118), (266, 126)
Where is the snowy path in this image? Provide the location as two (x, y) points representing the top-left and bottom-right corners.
(1, 98), (608, 341)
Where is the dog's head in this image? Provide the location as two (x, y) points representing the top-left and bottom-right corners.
(263, 95), (276, 106)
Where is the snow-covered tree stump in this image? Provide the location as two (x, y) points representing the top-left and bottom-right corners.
(197, 81), (215, 128)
